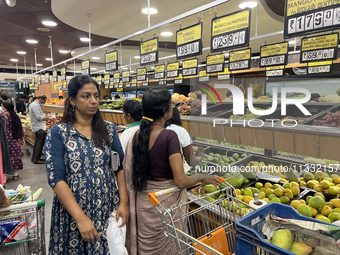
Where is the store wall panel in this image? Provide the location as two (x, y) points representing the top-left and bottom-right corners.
(182, 120), (190, 133)
(224, 126), (240, 144)
(319, 135), (340, 161)
(274, 131), (294, 153)
(111, 113), (118, 124)
(198, 123), (212, 139)
(240, 128), (256, 147)
(210, 124), (224, 142)
(295, 133), (318, 157)
(190, 122), (200, 138)
(256, 129), (274, 150)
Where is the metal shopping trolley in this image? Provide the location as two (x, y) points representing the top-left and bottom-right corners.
(0, 197), (46, 255)
(148, 176), (257, 255)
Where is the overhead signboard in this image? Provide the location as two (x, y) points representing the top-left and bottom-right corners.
(122, 71), (130, 83)
(284, 0), (340, 38)
(211, 8), (251, 52)
(61, 67), (66, 80)
(206, 54), (224, 73)
(137, 67), (147, 81)
(96, 75), (102, 84)
(174, 73), (183, 84)
(45, 73), (50, 84)
(142, 78), (149, 86)
(300, 33), (338, 63)
(260, 42), (288, 68)
(217, 67), (231, 81)
(198, 70), (210, 82)
(167, 62), (179, 78)
(113, 72), (120, 84)
(53, 71), (57, 82)
(176, 22), (203, 59)
(104, 74), (110, 85)
(81, 60), (90, 75)
(229, 48), (251, 71)
(109, 81), (114, 89)
(182, 59), (198, 76)
(140, 38), (158, 65)
(62, 81), (67, 90)
(307, 60), (332, 74)
(266, 66), (285, 77)
(131, 78), (137, 87)
(38, 75), (41, 86)
(155, 64), (165, 79)
(105, 50), (118, 71)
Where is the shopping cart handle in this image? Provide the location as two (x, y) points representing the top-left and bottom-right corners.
(148, 187), (180, 206)
(0, 199), (45, 213)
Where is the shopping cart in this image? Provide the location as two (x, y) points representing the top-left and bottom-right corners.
(148, 177), (257, 255)
(0, 196), (46, 255)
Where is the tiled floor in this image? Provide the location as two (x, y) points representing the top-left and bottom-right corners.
(5, 143), (53, 253)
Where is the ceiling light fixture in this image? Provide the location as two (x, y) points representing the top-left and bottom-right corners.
(134, 30), (144, 35)
(141, 7), (158, 14)
(59, 50), (69, 54)
(122, 67), (128, 70)
(45, 58), (53, 61)
(134, 56), (141, 59)
(26, 39), (38, 44)
(80, 37), (91, 42)
(36, 64), (43, 66)
(10, 59), (18, 62)
(42, 20), (57, 26)
(239, 1), (258, 9)
(161, 31), (173, 36)
(91, 68), (97, 70)
(17, 51), (26, 55)
(92, 57), (100, 60)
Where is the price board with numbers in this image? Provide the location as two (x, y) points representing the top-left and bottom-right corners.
(117, 88), (124, 92)
(175, 74), (183, 84)
(63, 81), (67, 90)
(260, 42), (288, 68)
(53, 71), (58, 82)
(45, 73), (50, 84)
(37, 75), (41, 85)
(217, 68), (230, 81)
(118, 81), (124, 88)
(199, 70), (210, 82)
(61, 67), (66, 80)
(143, 78), (149, 86)
(105, 50), (118, 72)
(300, 33), (338, 63)
(155, 64), (165, 79)
(137, 67), (147, 81)
(159, 78), (167, 85)
(109, 81), (114, 89)
(167, 62), (179, 78)
(284, 0), (340, 38)
(96, 75), (102, 84)
(229, 49), (251, 71)
(182, 59), (198, 76)
(206, 54), (224, 73)
(122, 71), (130, 83)
(113, 72), (120, 84)
(104, 74), (110, 85)
(211, 9), (251, 52)
(266, 66), (285, 77)
(114, 83), (119, 89)
(176, 22), (202, 59)
(140, 38), (158, 65)
(81, 60), (90, 75)
(307, 60), (332, 74)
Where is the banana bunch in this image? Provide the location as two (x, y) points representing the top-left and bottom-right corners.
(239, 84), (245, 94)
(249, 83), (263, 97)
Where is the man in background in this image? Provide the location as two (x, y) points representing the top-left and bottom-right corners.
(29, 95), (56, 164)
(58, 95), (63, 100)
(16, 95), (28, 115)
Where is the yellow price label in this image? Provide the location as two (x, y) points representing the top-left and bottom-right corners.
(212, 9), (250, 36)
(137, 68), (147, 76)
(199, 71), (210, 77)
(29, 83), (33, 87)
(61, 68), (66, 75)
(230, 49), (251, 62)
(302, 34), (338, 51)
(141, 38), (158, 55)
(175, 74), (183, 79)
(132, 79), (137, 83)
(218, 68), (230, 75)
(45, 73), (49, 79)
(110, 81), (114, 86)
(81, 60), (90, 70)
(286, 0), (337, 17)
(54, 84), (57, 90)
(308, 61), (333, 66)
(266, 66), (285, 70)
(155, 65), (165, 73)
(207, 54), (224, 65)
(104, 75), (110, 81)
(261, 42), (288, 57)
(183, 59), (198, 69)
(105, 51), (117, 63)
(177, 23), (202, 45)
(53, 71), (57, 77)
(167, 62), (179, 71)
(96, 76), (102, 82)
(114, 73), (120, 79)
(117, 88), (123, 92)
(122, 71), (130, 77)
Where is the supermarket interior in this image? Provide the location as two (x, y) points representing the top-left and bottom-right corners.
(1, 0), (340, 254)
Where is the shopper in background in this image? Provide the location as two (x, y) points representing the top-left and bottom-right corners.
(29, 95), (56, 164)
(58, 95), (64, 100)
(16, 95), (28, 115)
(103, 95), (109, 100)
(310, 93), (321, 102)
(165, 107), (202, 166)
(44, 75), (128, 255)
(119, 100), (142, 152)
(114, 94), (120, 100)
(1, 102), (25, 181)
(123, 89), (220, 255)
(1, 94), (8, 102)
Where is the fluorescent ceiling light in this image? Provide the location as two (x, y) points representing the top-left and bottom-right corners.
(239, 1), (258, 9)
(42, 21), (57, 26)
(134, 30), (144, 35)
(289, 40), (296, 45)
(45, 58), (53, 61)
(134, 56), (141, 59)
(59, 50), (69, 54)
(80, 37), (91, 42)
(91, 68), (97, 70)
(122, 67), (128, 70)
(10, 59), (18, 62)
(36, 64), (43, 66)
(161, 31), (173, 36)
(92, 57), (100, 60)
(26, 39), (38, 44)
(17, 51), (26, 55)
(141, 7), (158, 14)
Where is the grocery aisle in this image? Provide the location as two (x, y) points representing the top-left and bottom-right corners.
(4, 143), (53, 253)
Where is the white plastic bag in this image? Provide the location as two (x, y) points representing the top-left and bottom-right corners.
(107, 211), (128, 255)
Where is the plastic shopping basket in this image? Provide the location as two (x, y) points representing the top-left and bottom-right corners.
(0, 198), (46, 255)
(147, 176), (257, 255)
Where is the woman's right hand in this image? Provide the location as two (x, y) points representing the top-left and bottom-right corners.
(76, 215), (99, 243)
(197, 174), (221, 187)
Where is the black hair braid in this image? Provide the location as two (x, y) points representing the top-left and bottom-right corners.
(2, 102), (23, 140)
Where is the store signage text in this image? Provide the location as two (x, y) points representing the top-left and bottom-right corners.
(61, 68), (67, 80)
(229, 49), (251, 71)
(182, 59), (198, 76)
(81, 60), (90, 75)
(167, 62), (179, 78)
(140, 38), (158, 65)
(45, 73), (50, 84)
(105, 51), (118, 71)
(260, 42), (288, 67)
(137, 68), (147, 81)
(53, 71), (58, 82)
(217, 67), (230, 81)
(155, 64), (165, 79)
(113, 72), (120, 84)
(266, 66), (285, 77)
(176, 22), (203, 59)
(122, 71), (130, 83)
(206, 54), (224, 73)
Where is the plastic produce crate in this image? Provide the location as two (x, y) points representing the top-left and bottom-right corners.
(235, 203), (335, 255)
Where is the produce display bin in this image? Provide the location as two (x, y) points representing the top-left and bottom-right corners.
(191, 103), (235, 117)
(203, 146), (249, 161)
(190, 102), (216, 116)
(216, 102), (275, 119)
(235, 203), (335, 255)
(303, 104), (340, 126)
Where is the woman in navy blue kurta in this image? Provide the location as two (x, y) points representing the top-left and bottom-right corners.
(44, 75), (128, 255)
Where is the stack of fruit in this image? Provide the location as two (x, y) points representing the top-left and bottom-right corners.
(230, 107), (268, 120)
(203, 152), (247, 166)
(300, 171), (340, 196)
(312, 110), (340, 128)
(100, 99), (127, 109)
(45, 98), (65, 106)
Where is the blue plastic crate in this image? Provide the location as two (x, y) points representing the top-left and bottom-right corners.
(235, 203), (336, 255)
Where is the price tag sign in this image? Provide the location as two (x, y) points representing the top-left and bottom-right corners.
(143, 78), (149, 86)
(159, 78), (167, 85)
(155, 64), (165, 79)
(38, 75), (41, 85)
(118, 81), (124, 88)
(284, 0), (340, 38)
(229, 49), (251, 71)
(61, 67), (66, 80)
(113, 72), (120, 84)
(45, 73), (50, 84)
(125, 82), (131, 88)
(266, 66), (285, 77)
(117, 88), (124, 92)
(300, 33), (338, 63)
(182, 59), (198, 76)
(307, 60), (332, 74)
(217, 68), (231, 81)
(81, 60), (90, 75)
(206, 54), (224, 73)
(105, 50), (118, 71)
(109, 81), (114, 89)
(53, 71), (58, 82)
(131, 78), (137, 87)
(122, 71), (130, 83)
(211, 9), (251, 52)
(140, 38), (158, 65)
(167, 62), (179, 78)
(34, 76), (39, 87)
(137, 67), (147, 81)
(96, 75), (102, 84)
(260, 42), (288, 67)
(104, 74), (110, 85)
(58, 81), (63, 90)
(175, 74), (183, 84)
(176, 22), (202, 59)
(199, 70), (210, 82)
(29, 79), (33, 88)
(63, 81), (67, 90)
